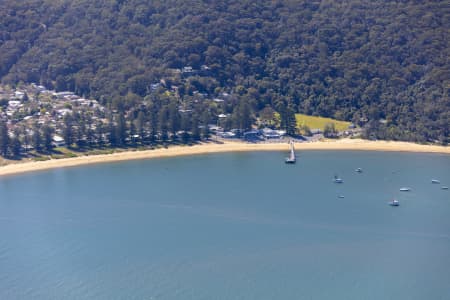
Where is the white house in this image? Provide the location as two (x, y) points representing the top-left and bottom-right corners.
(14, 91), (25, 99)
(8, 100), (21, 108)
(261, 128), (281, 139)
(52, 135), (65, 147)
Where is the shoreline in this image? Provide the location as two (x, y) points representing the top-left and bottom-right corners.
(0, 139), (448, 177)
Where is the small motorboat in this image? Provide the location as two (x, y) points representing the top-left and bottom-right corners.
(338, 195), (345, 199)
(442, 186), (449, 190)
(399, 187), (411, 192)
(389, 199), (400, 206)
(431, 179), (440, 184)
(355, 168), (363, 173)
(333, 175), (343, 183)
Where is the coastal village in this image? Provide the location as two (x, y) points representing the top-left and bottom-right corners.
(0, 83), (106, 156)
(0, 80), (362, 161)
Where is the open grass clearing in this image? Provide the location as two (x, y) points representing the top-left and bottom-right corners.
(296, 114), (351, 132)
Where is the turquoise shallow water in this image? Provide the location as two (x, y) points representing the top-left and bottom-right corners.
(0, 151), (449, 299)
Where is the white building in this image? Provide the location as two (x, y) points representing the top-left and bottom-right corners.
(52, 135), (65, 147)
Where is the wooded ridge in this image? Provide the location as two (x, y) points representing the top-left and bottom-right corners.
(0, 0), (448, 144)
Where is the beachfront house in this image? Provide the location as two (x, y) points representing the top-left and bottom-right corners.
(261, 128), (281, 139)
(243, 130), (260, 141)
(218, 131), (236, 139)
(52, 135), (65, 147)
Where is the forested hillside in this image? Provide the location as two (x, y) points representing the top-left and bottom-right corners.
(1, 0), (449, 143)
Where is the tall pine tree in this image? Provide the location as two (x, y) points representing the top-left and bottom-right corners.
(0, 120), (9, 157)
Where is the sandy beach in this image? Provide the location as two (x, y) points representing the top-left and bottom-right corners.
(0, 139), (448, 177)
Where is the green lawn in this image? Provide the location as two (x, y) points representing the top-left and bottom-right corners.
(295, 114), (351, 132)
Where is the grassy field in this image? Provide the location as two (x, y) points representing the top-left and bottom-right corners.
(296, 114), (351, 132)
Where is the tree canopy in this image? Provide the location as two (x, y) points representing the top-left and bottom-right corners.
(0, 0), (448, 143)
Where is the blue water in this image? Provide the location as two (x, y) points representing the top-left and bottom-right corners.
(0, 151), (449, 299)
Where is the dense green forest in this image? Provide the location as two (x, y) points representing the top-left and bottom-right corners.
(1, 0), (449, 143)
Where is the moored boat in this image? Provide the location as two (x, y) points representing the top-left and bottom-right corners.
(399, 187), (411, 192)
(285, 140), (296, 164)
(333, 175), (343, 183)
(442, 186), (449, 190)
(389, 199), (400, 206)
(355, 168), (363, 173)
(431, 179), (440, 184)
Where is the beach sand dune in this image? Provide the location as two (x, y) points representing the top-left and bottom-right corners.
(0, 139), (448, 177)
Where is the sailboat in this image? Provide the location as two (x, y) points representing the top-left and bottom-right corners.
(285, 140), (296, 164)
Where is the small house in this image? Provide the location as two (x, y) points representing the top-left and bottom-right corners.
(52, 135), (65, 147)
(243, 130), (260, 141)
(182, 66), (193, 73)
(261, 128), (281, 139)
